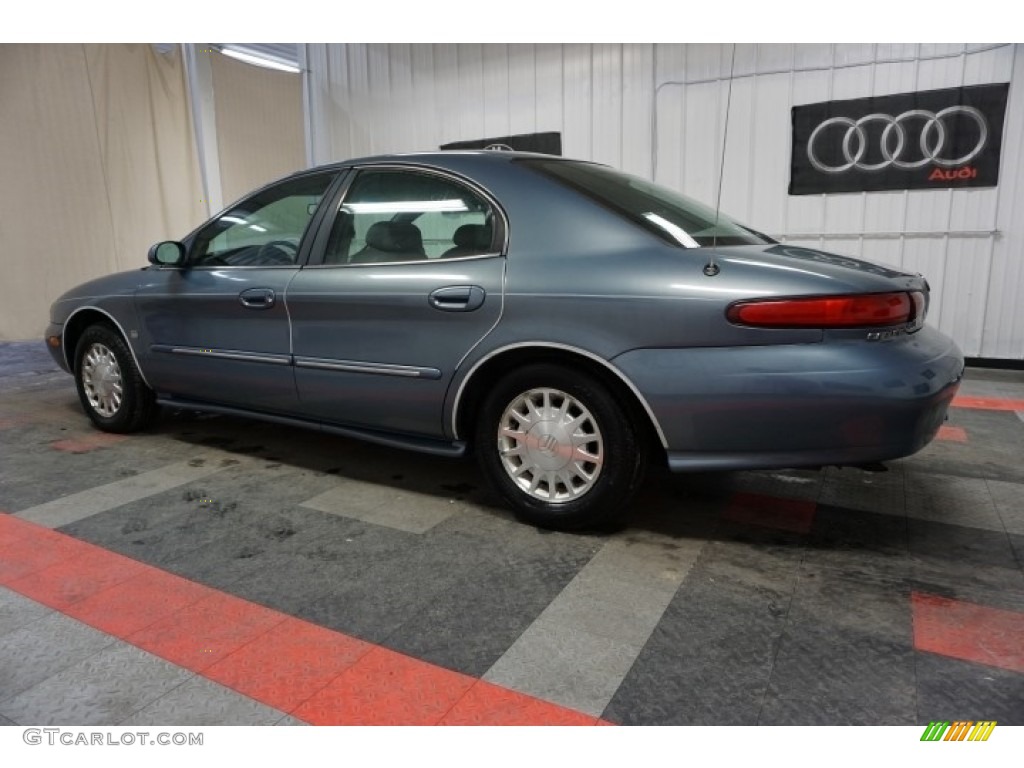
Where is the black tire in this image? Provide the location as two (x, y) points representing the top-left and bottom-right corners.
(74, 324), (157, 433)
(474, 363), (645, 531)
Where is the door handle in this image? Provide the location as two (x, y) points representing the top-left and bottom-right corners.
(428, 285), (485, 312)
(239, 288), (276, 309)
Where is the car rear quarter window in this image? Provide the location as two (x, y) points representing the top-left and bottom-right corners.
(521, 159), (773, 248)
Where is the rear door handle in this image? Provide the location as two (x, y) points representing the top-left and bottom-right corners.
(428, 285), (485, 312)
(239, 288), (276, 309)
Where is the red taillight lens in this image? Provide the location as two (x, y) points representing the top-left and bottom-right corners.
(727, 292), (915, 328)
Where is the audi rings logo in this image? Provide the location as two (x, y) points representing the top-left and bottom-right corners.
(807, 107), (988, 174)
(790, 83), (1009, 195)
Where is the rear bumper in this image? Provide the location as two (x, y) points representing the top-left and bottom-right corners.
(612, 325), (964, 471)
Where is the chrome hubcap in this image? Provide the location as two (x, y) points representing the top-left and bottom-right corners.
(497, 388), (603, 503)
(81, 343), (123, 417)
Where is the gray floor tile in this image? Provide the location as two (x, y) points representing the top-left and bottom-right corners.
(603, 542), (799, 725)
(766, 623), (916, 704)
(914, 409), (1024, 484)
(958, 369), (1024, 399)
(908, 518), (1024, 593)
(916, 652), (1024, 725)
(16, 459), (231, 528)
(119, 677), (287, 726)
(987, 478), (1024, 536)
(0, 611), (115, 700)
(484, 621), (640, 717)
(758, 691), (917, 725)
(386, 560), (584, 677)
(0, 713), (15, 725)
(804, 505), (911, 581)
(301, 479), (466, 533)
(0, 588), (53, 638)
(0, 643), (192, 726)
(818, 464), (907, 517)
(728, 468), (825, 504)
(904, 471), (1004, 532)
(602, 646), (767, 725)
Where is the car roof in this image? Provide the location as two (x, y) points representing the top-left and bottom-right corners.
(293, 150), (574, 177)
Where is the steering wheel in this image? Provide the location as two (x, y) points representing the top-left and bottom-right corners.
(256, 240), (299, 262)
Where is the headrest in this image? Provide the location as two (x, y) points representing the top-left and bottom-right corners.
(365, 221), (423, 252)
(452, 223), (493, 251)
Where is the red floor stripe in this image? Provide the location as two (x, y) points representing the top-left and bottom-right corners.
(722, 492), (817, 534)
(0, 513), (604, 725)
(202, 618), (373, 713)
(8, 545), (149, 610)
(911, 592), (1024, 674)
(936, 425), (968, 443)
(293, 646), (477, 726)
(951, 395), (1024, 411)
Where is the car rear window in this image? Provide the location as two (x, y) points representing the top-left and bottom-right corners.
(522, 159), (773, 248)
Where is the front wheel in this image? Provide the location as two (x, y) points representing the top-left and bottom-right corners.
(474, 364), (645, 531)
(74, 324), (157, 433)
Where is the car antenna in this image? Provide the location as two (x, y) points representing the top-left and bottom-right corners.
(705, 43), (737, 278)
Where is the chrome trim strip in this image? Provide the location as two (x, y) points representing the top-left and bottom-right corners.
(450, 341), (669, 448)
(62, 306), (152, 388)
(158, 346), (291, 365)
(151, 264), (299, 270)
(294, 356), (441, 379)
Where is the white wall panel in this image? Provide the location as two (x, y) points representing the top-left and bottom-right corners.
(982, 44), (1024, 358)
(621, 44), (654, 179)
(509, 45), (538, 135)
(305, 43), (1024, 359)
(592, 44), (623, 169)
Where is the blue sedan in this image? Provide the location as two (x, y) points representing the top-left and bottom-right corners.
(44, 151), (964, 529)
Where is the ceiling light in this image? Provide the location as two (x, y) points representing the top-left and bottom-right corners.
(217, 46), (301, 74)
(342, 200), (469, 214)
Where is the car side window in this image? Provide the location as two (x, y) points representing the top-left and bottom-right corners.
(323, 169), (496, 265)
(190, 173), (336, 267)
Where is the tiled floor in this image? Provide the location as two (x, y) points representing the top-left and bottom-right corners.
(1, 340), (1023, 725)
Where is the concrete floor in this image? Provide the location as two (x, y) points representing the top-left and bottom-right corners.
(1, 340), (1023, 725)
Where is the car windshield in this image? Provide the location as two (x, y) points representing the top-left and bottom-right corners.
(522, 159), (773, 248)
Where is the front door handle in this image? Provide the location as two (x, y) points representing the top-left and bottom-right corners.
(428, 285), (485, 312)
(239, 288), (276, 309)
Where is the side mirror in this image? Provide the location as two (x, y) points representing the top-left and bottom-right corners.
(148, 241), (186, 267)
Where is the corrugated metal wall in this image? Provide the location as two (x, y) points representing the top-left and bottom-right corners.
(306, 43), (1023, 360)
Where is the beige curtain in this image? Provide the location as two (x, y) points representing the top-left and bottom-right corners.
(211, 51), (304, 205)
(0, 44), (205, 341)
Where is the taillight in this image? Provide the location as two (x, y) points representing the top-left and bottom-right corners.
(910, 290), (927, 322)
(727, 292), (919, 328)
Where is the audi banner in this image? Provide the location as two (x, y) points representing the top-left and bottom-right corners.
(440, 131), (562, 155)
(789, 83), (1009, 195)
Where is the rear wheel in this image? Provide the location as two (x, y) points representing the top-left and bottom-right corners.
(475, 363), (645, 530)
(74, 324), (157, 433)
